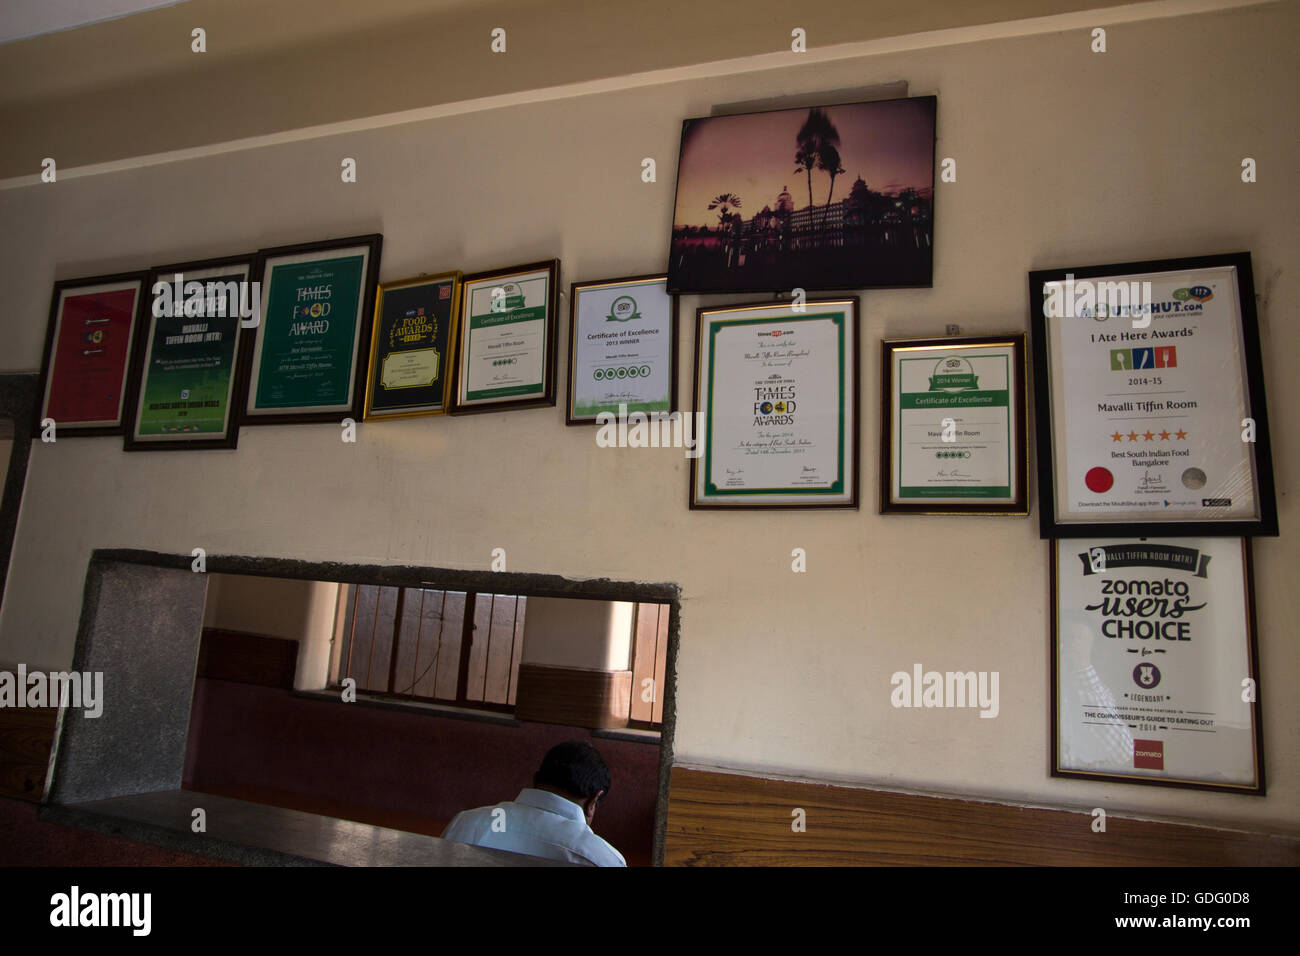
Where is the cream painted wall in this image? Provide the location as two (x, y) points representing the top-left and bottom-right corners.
(521, 598), (634, 671)
(0, 4), (1295, 834)
(201, 573), (340, 689)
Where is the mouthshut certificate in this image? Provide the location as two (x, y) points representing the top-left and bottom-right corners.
(693, 300), (857, 508)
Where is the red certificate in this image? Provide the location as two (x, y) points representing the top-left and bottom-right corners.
(42, 281), (141, 428)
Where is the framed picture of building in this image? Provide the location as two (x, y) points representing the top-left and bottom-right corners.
(1051, 536), (1263, 794)
(35, 271), (149, 437)
(241, 234), (382, 425)
(1030, 252), (1277, 538)
(881, 333), (1028, 515)
(452, 259), (560, 414)
(364, 271), (462, 420)
(567, 274), (677, 425)
(125, 254), (253, 450)
(667, 95), (936, 294)
(691, 297), (859, 508)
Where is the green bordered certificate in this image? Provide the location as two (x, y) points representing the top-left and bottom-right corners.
(243, 234), (382, 425)
(125, 256), (251, 450)
(691, 298), (858, 509)
(364, 271), (461, 420)
(1051, 537), (1263, 794)
(881, 334), (1028, 514)
(454, 259), (559, 413)
(567, 274), (677, 425)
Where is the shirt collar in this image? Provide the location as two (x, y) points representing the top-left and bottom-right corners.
(515, 787), (586, 822)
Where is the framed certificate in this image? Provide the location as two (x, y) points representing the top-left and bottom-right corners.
(1030, 252), (1277, 537)
(125, 255), (252, 450)
(452, 259), (559, 414)
(881, 334), (1028, 514)
(364, 271), (461, 420)
(1051, 537), (1263, 794)
(567, 274), (677, 425)
(241, 234), (382, 425)
(36, 271), (148, 437)
(691, 298), (858, 509)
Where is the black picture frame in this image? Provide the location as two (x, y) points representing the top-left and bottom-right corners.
(1029, 252), (1277, 538)
(363, 270), (462, 421)
(124, 253), (254, 451)
(238, 233), (383, 427)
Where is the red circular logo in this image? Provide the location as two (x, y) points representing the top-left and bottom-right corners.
(1085, 466), (1114, 493)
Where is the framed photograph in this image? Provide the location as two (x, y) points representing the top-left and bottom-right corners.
(364, 271), (462, 420)
(567, 274), (677, 425)
(241, 234), (382, 425)
(691, 298), (858, 509)
(667, 95), (935, 294)
(452, 259), (559, 414)
(1051, 536), (1263, 794)
(125, 255), (253, 450)
(881, 334), (1028, 515)
(36, 271), (148, 437)
(1030, 252), (1277, 537)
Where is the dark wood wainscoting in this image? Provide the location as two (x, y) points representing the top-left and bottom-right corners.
(664, 767), (1300, 866)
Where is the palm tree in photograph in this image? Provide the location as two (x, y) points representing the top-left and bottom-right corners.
(818, 143), (845, 232)
(706, 192), (743, 230)
(793, 107), (842, 240)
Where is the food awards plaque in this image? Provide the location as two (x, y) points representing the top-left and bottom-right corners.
(1031, 253), (1277, 537)
(881, 334), (1027, 514)
(567, 274), (677, 425)
(364, 271), (461, 420)
(1051, 537), (1262, 793)
(691, 298), (858, 508)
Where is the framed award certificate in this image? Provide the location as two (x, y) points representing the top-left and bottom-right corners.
(1031, 252), (1277, 537)
(125, 255), (252, 450)
(567, 274), (677, 425)
(241, 234), (382, 425)
(364, 271), (461, 420)
(452, 259), (559, 414)
(691, 298), (858, 509)
(1051, 537), (1263, 794)
(36, 271), (148, 437)
(881, 334), (1028, 514)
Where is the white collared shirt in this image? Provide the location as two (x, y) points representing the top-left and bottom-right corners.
(441, 788), (627, 867)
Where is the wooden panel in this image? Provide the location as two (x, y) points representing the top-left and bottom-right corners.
(0, 706), (58, 802)
(197, 628), (298, 689)
(514, 664), (631, 729)
(665, 767), (1300, 866)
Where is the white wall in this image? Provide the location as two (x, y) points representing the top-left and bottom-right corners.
(0, 3), (1295, 834)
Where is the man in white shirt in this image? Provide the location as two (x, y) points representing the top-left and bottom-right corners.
(440, 741), (627, 867)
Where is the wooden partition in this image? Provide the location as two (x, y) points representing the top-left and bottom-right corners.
(664, 767), (1300, 866)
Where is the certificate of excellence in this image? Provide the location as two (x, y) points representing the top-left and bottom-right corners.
(569, 276), (674, 422)
(1042, 263), (1262, 526)
(887, 339), (1023, 507)
(693, 300), (857, 508)
(459, 269), (551, 406)
(1053, 537), (1261, 792)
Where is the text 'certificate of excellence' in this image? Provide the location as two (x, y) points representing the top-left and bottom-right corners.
(693, 299), (857, 508)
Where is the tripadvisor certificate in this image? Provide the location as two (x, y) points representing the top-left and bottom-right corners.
(458, 269), (551, 406)
(887, 338), (1023, 508)
(694, 300), (856, 508)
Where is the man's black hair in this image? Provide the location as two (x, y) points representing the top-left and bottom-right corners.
(534, 741), (612, 801)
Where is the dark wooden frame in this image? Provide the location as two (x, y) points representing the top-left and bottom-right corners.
(238, 233), (383, 426)
(362, 270), (463, 421)
(1030, 252), (1278, 538)
(879, 333), (1029, 515)
(34, 270), (149, 438)
(1048, 537), (1265, 795)
(690, 296), (860, 510)
(123, 253), (255, 451)
(566, 273), (679, 426)
(450, 258), (560, 415)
